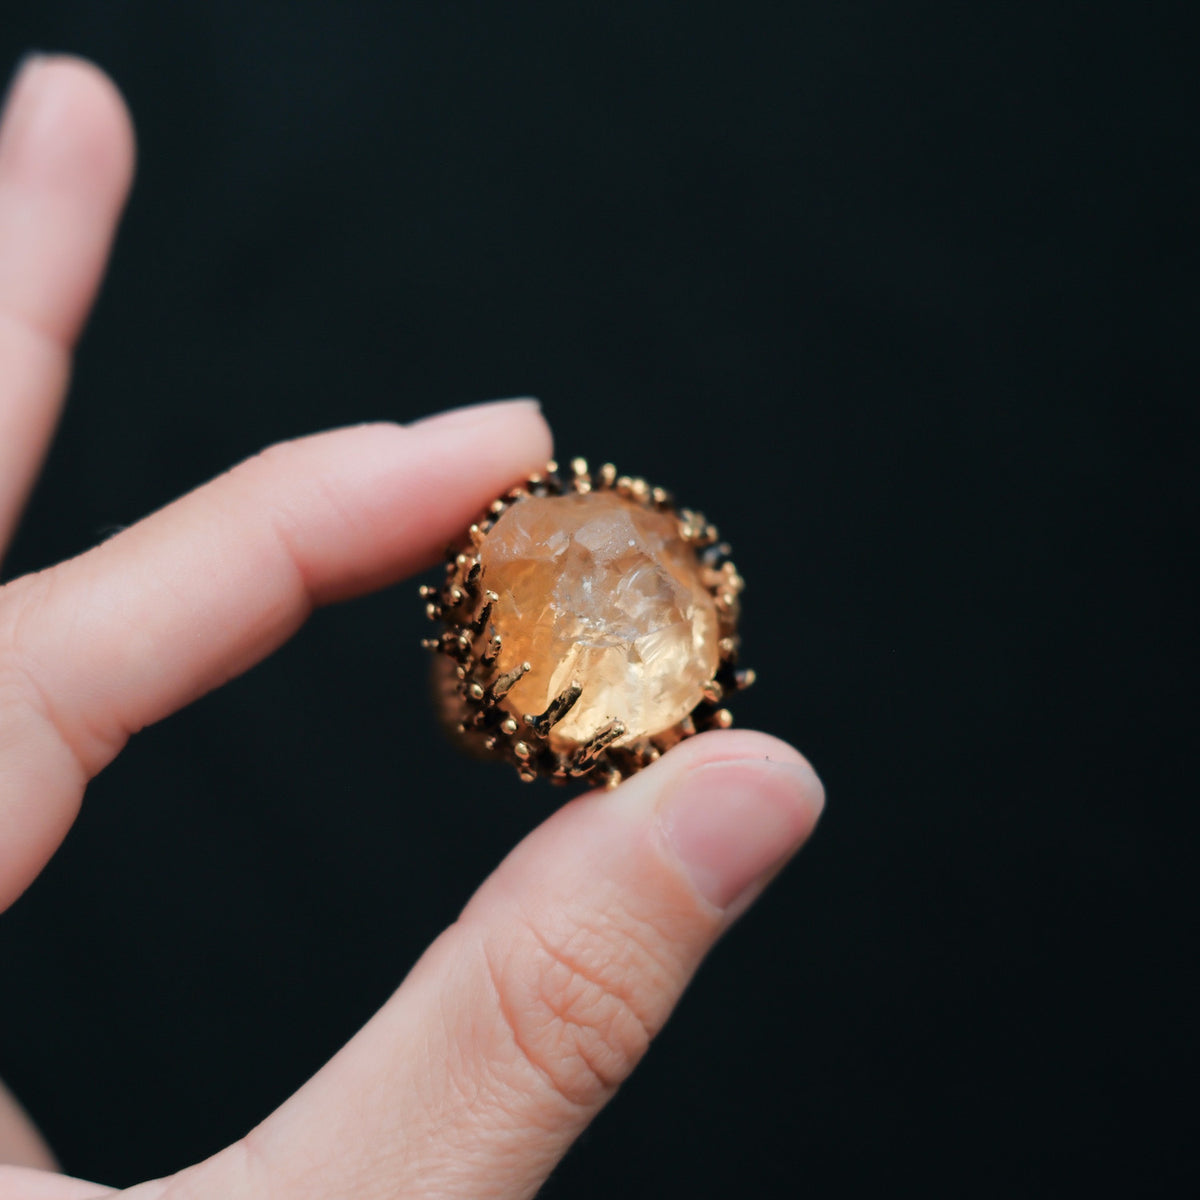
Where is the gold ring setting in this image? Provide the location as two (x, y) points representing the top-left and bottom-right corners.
(423, 458), (753, 787)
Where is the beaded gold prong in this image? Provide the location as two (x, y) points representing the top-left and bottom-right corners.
(524, 682), (583, 738)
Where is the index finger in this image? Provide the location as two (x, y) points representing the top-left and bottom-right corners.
(0, 399), (552, 910)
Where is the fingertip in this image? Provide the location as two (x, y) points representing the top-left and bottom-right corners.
(623, 728), (825, 813)
(617, 729), (825, 912)
(0, 53), (135, 190)
(0, 53), (136, 345)
(199, 409), (554, 606)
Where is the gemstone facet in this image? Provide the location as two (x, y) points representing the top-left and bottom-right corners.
(479, 491), (720, 748)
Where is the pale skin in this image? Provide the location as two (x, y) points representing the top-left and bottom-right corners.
(0, 57), (825, 1200)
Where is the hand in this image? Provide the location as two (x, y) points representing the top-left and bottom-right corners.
(0, 57), (824, 1200)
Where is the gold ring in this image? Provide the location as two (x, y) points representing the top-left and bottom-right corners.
(423, 458), (753, 786)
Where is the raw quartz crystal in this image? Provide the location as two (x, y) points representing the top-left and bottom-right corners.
(479, 490), (720, 749)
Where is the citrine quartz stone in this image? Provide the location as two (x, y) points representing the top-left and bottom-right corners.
(478, 490), (720, 748)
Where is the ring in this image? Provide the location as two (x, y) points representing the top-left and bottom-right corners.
(422, 458), (754, 786)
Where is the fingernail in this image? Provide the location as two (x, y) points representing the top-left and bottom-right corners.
(409, 396), (542, 432)
(659, 757), (824, 910)
(0, 54), (47, 156)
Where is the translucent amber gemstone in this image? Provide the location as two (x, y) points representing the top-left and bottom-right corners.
(478, 491), (720, 748)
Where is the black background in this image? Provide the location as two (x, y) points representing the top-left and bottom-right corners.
(0, 3), (1195, 1195)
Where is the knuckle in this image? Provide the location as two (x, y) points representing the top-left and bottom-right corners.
(228, 439), (351, 602)
(0, 569), (46, 650)
(481, 903), (672, 1111)
(0, 575), (63, 728)
(0, 568), (119, 778)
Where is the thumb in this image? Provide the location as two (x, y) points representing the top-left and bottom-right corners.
(124, 729), (823, 1200)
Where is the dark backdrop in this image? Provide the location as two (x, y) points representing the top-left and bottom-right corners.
(0, 3), (1194, 1196)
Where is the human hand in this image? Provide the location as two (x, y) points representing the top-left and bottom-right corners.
(0, 57), (824, 1200)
